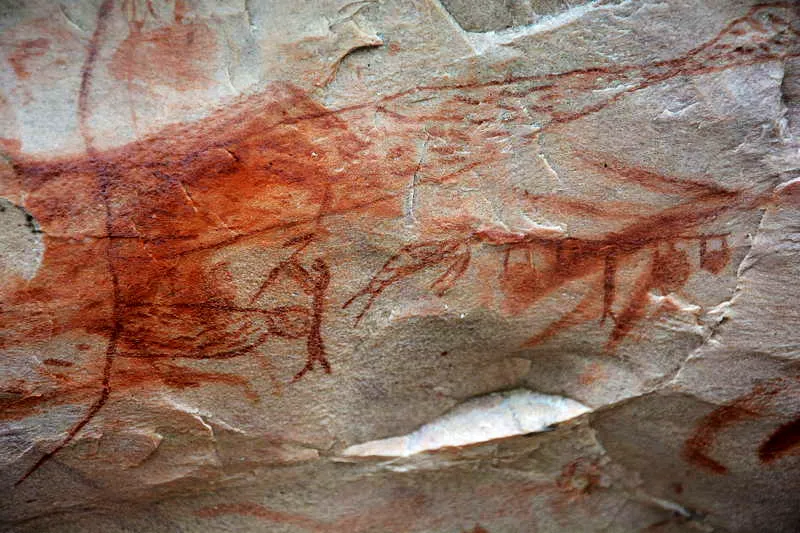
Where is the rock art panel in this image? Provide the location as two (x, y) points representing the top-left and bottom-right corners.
(1, 0), (799, 531)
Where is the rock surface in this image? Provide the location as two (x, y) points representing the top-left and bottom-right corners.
(1, 0), (799, 531)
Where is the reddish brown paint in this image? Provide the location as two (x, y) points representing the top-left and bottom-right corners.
(2, 1), (797, 486)
(684, 403), (756, 475)
(8, 38), (50, 79)
(195, 493), (430, 533)
(196, 503), (327, 532)
(516, 192), (654, 220)
(682, 379), (794, 474)
(759, 415), (800, 463)
(173, 0), (189, 24)
(110, 22), (218, 91)
(42, 359), (74, 368)
(350, 162), (744, 352)
(342, 1), (799, 337)
(343, 239), (472, 324)
(114, 359), (260, 402)
(549, 457), (608, 522)
(78, 0), (115, 149)
(699, 237), (731, 274)
(555, 458), (605, 500)
(3, 75), (400, 483)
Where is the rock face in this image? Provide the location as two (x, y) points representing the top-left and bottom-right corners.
(1, 1), (799, 531)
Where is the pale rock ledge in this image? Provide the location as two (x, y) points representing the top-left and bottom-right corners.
(341, 389), (591, 457)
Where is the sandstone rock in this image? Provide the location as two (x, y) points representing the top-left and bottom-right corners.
(1, 1), (798, 531)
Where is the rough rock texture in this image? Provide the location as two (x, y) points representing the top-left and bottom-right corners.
(1, 1), (799, 531)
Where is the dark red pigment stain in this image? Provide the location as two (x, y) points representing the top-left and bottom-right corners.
(346, 3), (798, 349)
(683, 378), (798, 474)
(110, 0), (219, 130)
(8, 38), (50, 79)
(195, 493), (429, 532)
(699, 238), (731, 274)
(248, 234), (332, 381)
(759, 415), (800, 463)
(360, 3), (799, 136)
(42, 359), (74, 368)
(550, 457), (606, 514)
(110, 22), (217, 91)
(4, 73), (398, 483)
(2, 0), (402, 481)
(347, 154), (745, 351)
(10, 0), (118, 487)
(2, 2), (797, 486)
(195, 503), (328, 532)
(343, 239), (472, 324)
(684, 402), (760, 475)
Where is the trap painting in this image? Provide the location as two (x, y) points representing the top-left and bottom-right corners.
(1, 3), (798, 485)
